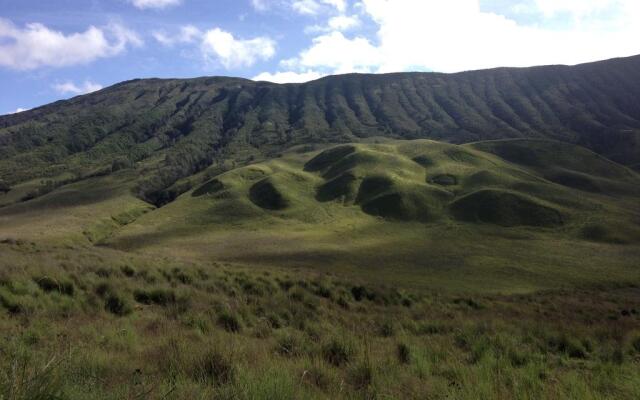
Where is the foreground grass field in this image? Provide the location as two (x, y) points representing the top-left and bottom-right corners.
(1, 240), (640, 399)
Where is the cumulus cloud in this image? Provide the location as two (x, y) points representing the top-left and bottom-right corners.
(201, 28), (275, 69)
(307, 14), (361, 33)
(358, 0), (640, 73)
(265, 0), (640, 81)
(323, 0), (347, 13)
(293, 0), (347, 14)
(254, 0), (640, 82)
(274, 31), (379, 76)
(250, 0), (269, 12)
(327, 15), (360, 30)
(292, 0), (322, 15)
(149, 24), (277, 70)
(253, 30), (375, 84)
(130, 0), (182, 10)
(153, 25), (201, 46)
(518, 0), (621, 18)
(53, 80), (103, 96)
(12, 108), (29, 114)
(0, 18), (142, 70)
(252, 0), (347, 15)
(252, 69), (325, 83)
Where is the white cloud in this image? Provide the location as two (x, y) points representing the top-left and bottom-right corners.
(150, 25), (277, 70)
(252, 70), (325, 83)
(286, 0), (640, 76)
(357, 0), (640, 73)
(293, 0), (322, 15)
(327, 15), (360, 30)
(526, 0), (619, 18)
(201, 28), (276, 69)
(153, 25), (201, 46)
(53, 80), (103, 96)
(305, 14), (360, 33)
(322, 0), (347, 12)
(258, 0), (640, 82)
(251, 0), (269, 12)
(12, 108), (29, 114)
(255, 0), (347, 15)
(0, 19), (142, 70)
(281, 31), (380, 74)
(130, 0), (182, 10)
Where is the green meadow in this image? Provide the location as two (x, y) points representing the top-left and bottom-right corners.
(1, 137), (639, 399)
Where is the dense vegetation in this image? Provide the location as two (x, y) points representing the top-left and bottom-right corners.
(1, 55), (640, 206)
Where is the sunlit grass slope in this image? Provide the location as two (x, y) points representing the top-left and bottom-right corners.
(0, 169), (154, 245)
(90, 138), (640, 292)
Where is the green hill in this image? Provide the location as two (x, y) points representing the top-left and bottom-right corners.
(2, 137), (638, 292)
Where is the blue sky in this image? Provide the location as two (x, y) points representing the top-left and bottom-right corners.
(1, 0), (639, 115)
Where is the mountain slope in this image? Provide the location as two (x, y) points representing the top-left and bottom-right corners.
(1, 55), (640, 207)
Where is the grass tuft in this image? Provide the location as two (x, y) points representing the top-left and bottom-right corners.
(322, 338), (354, 367)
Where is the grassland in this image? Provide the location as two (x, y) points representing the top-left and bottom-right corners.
(0, 136), (639, 398)
(1, 241), (640, 400)
(95, 139), (640, 292)
(1, 53), (640, 398)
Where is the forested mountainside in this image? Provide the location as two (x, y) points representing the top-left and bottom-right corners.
(1, 55), (639, 205)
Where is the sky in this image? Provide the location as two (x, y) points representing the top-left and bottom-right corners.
(1, 0), (639, 115)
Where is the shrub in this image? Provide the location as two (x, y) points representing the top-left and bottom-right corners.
(301, 365), (331, 390)
(415, 323), (452, 335)
(397, 343), (411, 364)
(289, 288), (306, 302)
(253, 320), (273, 339)
(0, 179), (10, 193)
(313, 283), (333, 299)
(195, 350), (235, 386)
(134, 288), (176, 306)
(276, 332), (305, 357)
(0, 290), (24, 314)
(611, 347), (624, 365)
(378, 320), (395, 337)
(34, 276), (74, 296)
(120, 265), (136, 277)
(217, 311), (241, 333)
(351, 285), (378, 302)
(351, 286), (368, 301)
(348, 362), (373, 390)
(111, 157), (133, 172)
(104, 293), (132, 316)
(266, 313), (282, 329)
(336, 296), (350, 309)
(0, 350), (64, 400)
(173, 268), (193, 285)
(95, 268), (112, 278)
(508, 349), (528, 367)
(322, 338), (353, 367)
(632, 335), (640, 354)
(453, 297), (483, 310)
(94, 282), (112, 298)
(548, 334), (588, 359)
(241, 280), (263, 296)
(278, 279), (294, 291)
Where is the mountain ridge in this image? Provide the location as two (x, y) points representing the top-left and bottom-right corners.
(1, 54), (640, 206)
